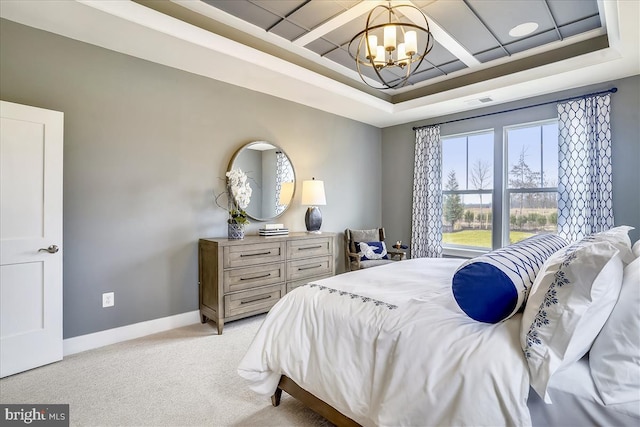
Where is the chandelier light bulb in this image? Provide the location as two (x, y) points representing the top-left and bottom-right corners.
(384, 25), (396, 51)
(375, 46), (386, 68)
(366, 35), (378, 60)
(397, 43), (408, 67)
(404, 31), (417, 56)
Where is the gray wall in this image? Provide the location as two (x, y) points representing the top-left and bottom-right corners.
(0, 19), (382, 338)
(382, 75), (640, 253)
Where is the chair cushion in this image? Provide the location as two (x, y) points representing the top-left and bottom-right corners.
(350, 229), (380, 243)
(357, 241), (389, 261)
(358, 259), (395, 269)
(348, 229), (381, 254)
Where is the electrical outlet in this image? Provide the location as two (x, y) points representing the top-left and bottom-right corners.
(102, 292), (114, 308)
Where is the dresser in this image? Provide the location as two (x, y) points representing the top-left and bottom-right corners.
(198, 232), (335, 334)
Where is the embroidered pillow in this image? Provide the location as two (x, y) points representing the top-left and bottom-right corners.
(357, 241), (388, 261)
(521, 239), (624, 403)
(589, 257), (640, 405)
(452, 234), (568, 323)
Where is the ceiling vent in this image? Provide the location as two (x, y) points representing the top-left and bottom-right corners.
(464, 97), (494, 106)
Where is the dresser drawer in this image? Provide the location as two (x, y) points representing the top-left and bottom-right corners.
(224, 262), (285, 293)
(199, 233), (335, 334)
(287, 274), (333, 293)
(287, 256), (332, 281)
(224, 242), (285, 268)
(224, 284), (285, 318)
(287, 237), (332, 260)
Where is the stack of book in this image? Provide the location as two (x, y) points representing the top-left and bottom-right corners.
(259, 223), (289, 236)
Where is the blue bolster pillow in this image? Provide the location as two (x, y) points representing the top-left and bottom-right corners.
(452, 234), (568, 323)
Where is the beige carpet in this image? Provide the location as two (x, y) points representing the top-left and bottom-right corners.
(0, 315), (332, 427)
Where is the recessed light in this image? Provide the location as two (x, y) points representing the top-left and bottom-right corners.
(509, 22), (539, 38)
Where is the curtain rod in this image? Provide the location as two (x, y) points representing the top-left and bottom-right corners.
(412, 87), (617, 131)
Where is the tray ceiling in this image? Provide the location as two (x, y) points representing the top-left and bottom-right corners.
(0, 0), (638, 127)
(199, 0), (602, 91)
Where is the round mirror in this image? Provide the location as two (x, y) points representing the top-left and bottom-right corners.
(228, 141), (296, 221)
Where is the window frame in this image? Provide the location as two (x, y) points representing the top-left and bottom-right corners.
(440, 128), (495, 256)
(440, 119), (559, 257)
(501, 119), (559, 247)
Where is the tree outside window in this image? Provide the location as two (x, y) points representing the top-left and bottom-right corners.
(443, 170), (464, 231)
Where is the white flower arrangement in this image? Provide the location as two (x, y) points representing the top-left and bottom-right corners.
(226, 169), (252, 210)
(215, 168), (252, 225)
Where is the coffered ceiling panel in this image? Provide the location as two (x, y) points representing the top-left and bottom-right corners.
(198, 0), (604, 91)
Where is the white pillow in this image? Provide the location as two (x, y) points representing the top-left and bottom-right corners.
(583, 226), (635, 265)
(589, 257), (640, 405)
(521, 239), (624, 403)
(632, 240), (640, 258)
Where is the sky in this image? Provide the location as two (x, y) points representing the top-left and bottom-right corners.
(441, 121), (558, 192)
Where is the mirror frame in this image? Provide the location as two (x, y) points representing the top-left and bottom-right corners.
(227, 141), (296, 222)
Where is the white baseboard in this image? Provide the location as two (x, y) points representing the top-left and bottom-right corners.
(63, 310), (201, 356)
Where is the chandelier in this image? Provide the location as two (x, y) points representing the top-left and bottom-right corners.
(348, 2), (433, 89)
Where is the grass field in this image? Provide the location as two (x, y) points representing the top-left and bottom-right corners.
(442, 229), (536, 248)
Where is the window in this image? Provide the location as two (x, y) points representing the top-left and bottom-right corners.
(441, 130), (494, 250)
(441, 120), (558, 254)
(504, 121), (558, 245)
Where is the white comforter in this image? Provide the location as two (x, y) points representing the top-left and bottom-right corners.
(238, 258), (532, 426)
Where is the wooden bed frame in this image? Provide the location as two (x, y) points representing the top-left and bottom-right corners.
(271, 375), (361, 427)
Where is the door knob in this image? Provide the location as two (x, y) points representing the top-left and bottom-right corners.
(38, 245), (59, 254)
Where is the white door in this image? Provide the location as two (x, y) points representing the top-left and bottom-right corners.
(0, 101), (63, 378)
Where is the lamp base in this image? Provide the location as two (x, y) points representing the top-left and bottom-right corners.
(305, 206), (322, 233)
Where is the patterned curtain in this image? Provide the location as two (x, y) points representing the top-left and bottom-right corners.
(557, 94), (613, 242)
(411, 125), (443, 258)
(275, 151), (293, 215)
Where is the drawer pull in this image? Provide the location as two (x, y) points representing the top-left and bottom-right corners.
(240, 273), (272, 281)
(241, 251), (272, 257)
(240, 295), (272, 305)
(298, 264), (322, 271)
(298, 245), (322, 251)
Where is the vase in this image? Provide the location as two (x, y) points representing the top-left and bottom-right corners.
(228, 223), (245, 240)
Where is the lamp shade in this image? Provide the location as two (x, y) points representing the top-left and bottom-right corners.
(278, 181), (294, 205)
(301, 179), (326, 206)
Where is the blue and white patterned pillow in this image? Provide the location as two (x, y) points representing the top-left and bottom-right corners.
(521, 238), (625, 403)
(452, 234), (568, 323)
(357, 241), (389, 261)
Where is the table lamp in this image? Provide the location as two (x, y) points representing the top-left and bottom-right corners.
(301, 178), (326, 233)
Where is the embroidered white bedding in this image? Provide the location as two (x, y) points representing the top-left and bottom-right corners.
(238, 258), (532, 426)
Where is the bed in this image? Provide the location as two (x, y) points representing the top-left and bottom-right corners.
(238, 230), (640, 426)
(529, 357), (640, 426)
